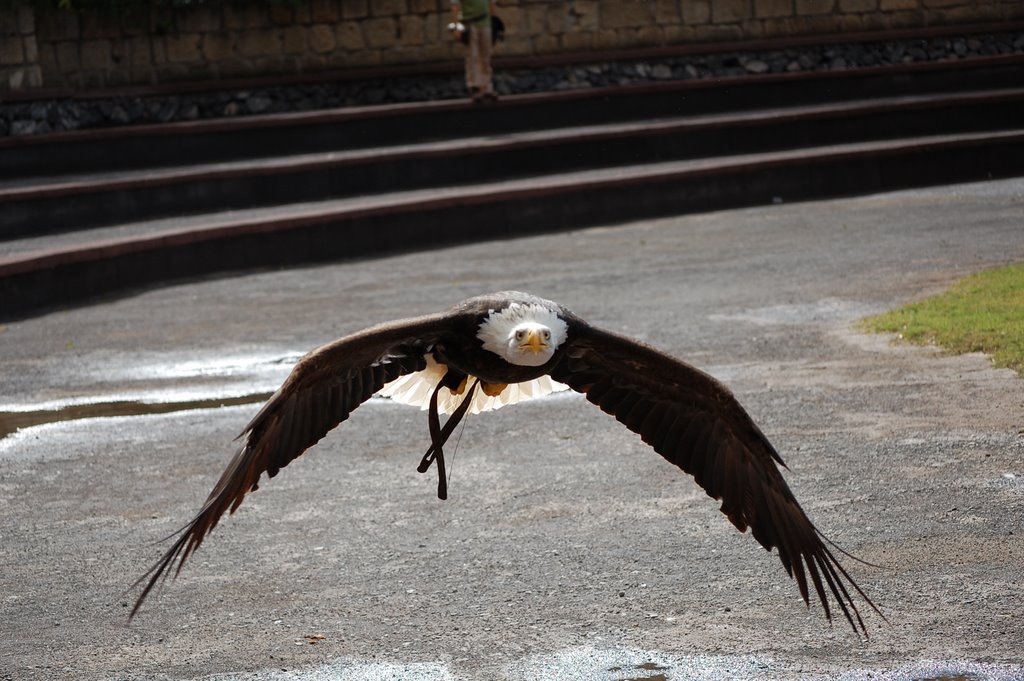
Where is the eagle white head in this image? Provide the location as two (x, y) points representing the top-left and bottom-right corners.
(477, 302), (569, 367)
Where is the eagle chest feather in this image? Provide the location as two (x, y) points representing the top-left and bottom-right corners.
(433, 337), (560, 385)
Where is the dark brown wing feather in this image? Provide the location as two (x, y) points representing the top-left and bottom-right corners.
(550, 323), (882, 635)
(130, 312), (456, 618)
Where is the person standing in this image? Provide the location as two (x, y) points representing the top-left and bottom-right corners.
(450, 0), (499, 102)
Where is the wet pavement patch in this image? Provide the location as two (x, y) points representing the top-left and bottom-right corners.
(609, 661), (670, 681)
(0, 392), (273, 440)
(503, 646), (769, 680)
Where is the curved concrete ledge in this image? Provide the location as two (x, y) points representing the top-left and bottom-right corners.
(3, 86), (1023, 239)
(2, 129), (1021, 321)
(3, 54), (1022, 182)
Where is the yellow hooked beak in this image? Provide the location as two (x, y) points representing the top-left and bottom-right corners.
(519, 329), (547, 353)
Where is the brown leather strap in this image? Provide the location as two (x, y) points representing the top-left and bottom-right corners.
(417, 375), (479, 500)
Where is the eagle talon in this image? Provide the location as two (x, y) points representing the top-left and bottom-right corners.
(481, 382), (507, 397)
(450, 376), (469, 395)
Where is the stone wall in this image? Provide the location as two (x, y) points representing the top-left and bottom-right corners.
(1, 4), (41, 90)
(3, 0), (1022, 93)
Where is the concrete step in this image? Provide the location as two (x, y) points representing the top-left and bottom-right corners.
(3, 86), (1023, 239)
(2, 54), (1021, 181)
(4, 53), (1023, 320)
(3, 128), (1021, 320)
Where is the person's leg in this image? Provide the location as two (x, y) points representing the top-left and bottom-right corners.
(465, 28), (479, 97)
(477, 24), (494, 97)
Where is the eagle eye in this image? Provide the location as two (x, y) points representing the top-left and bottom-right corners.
(542, 329), (551, 341)
(515, 329), (526, 341)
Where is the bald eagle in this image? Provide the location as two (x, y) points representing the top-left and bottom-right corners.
(131, 291), (881, 633)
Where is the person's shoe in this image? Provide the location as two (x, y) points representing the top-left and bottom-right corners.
(483, 91), (499, 101)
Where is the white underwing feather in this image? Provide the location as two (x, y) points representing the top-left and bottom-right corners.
(377, 356), (569, 415)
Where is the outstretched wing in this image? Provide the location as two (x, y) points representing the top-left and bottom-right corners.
(550, 323), (881, 635)
(130, 312), (456, 617)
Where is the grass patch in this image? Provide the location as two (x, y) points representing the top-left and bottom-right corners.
(860, 263), (1024, 376)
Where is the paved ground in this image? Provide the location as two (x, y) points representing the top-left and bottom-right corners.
(1, 178), (1023, 680)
